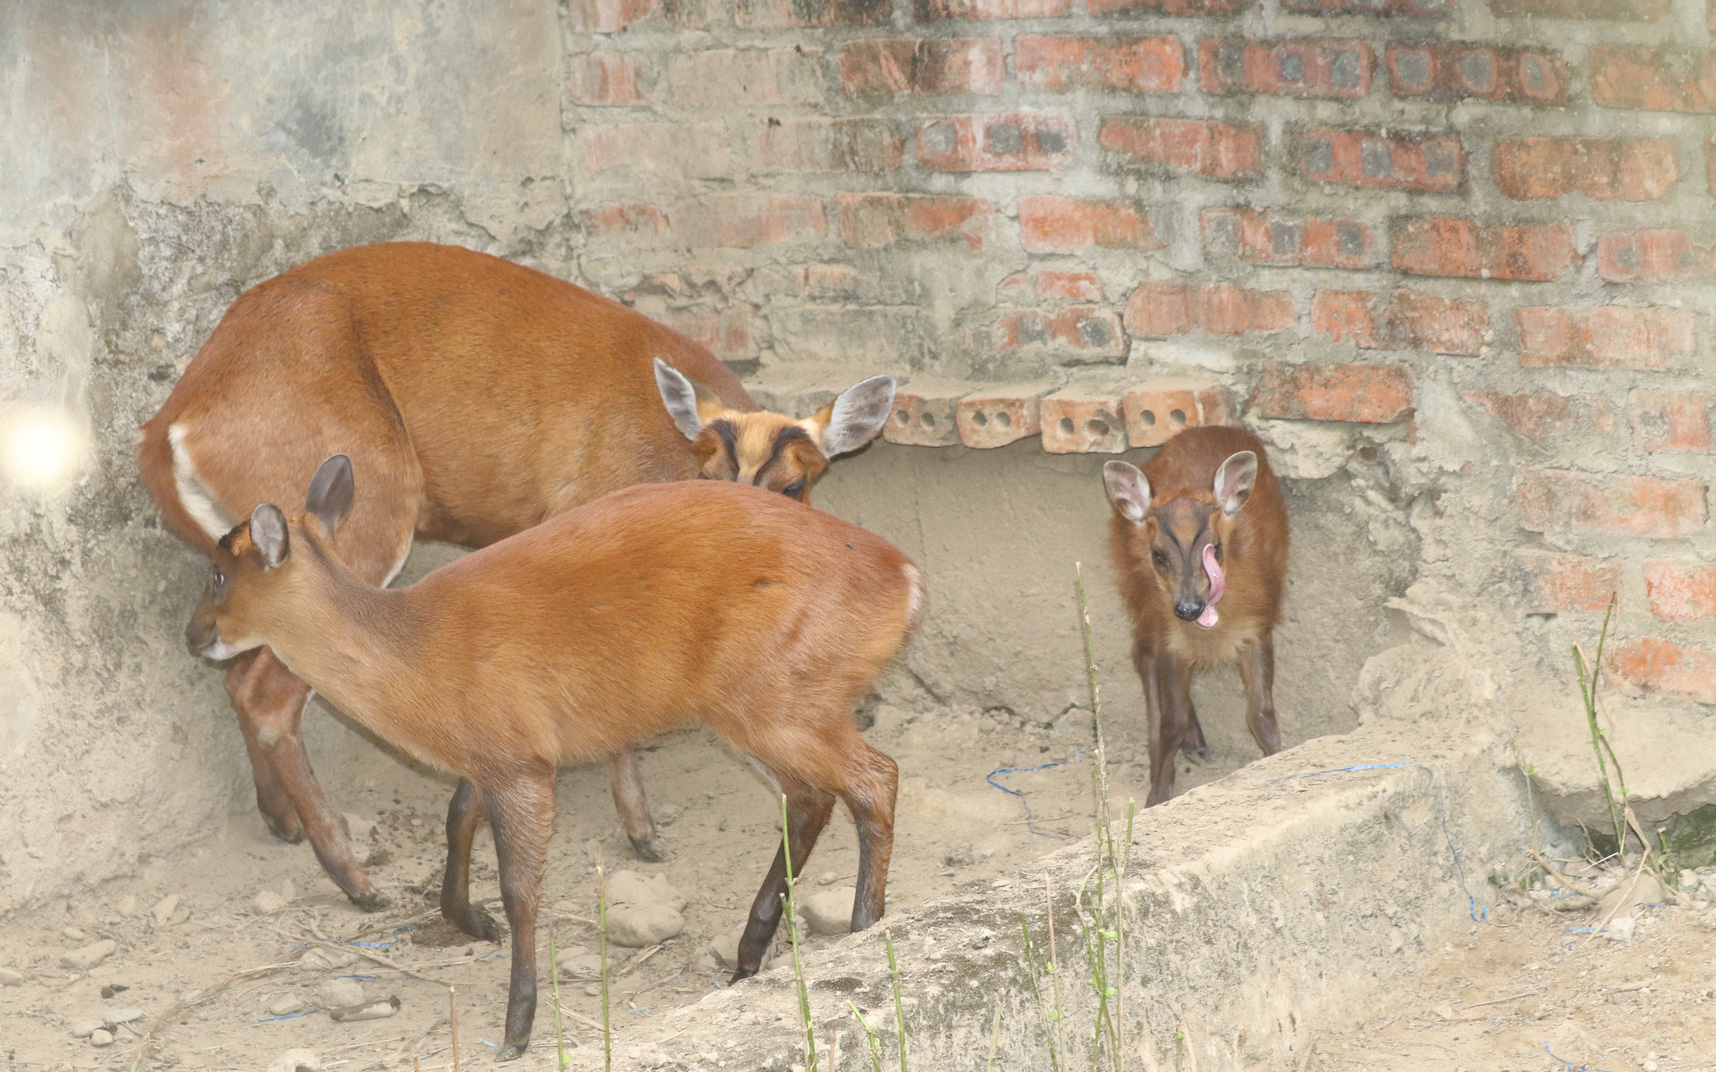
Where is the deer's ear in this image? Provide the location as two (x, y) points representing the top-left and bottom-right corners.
(654, 359), (703, 441)
(1103, 461), (1151, 524)
(817, 375), (896, 457)
(1213, 451), (1257, 516)
(305, 454), (354, 537)
(250, 503), (290, 569)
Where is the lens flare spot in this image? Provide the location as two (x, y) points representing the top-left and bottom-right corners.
(1, 405), (89, 490)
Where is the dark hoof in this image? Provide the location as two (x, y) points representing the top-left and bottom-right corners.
(261, 814), (306, 844)
(348, 888), (392, 913)
(728, 966), (757, 985)
(1179, 742), (1209, 759)
(628, 834), (669, 863)
(445, 905), (500, 943)
(497, 1042), (528, 1062)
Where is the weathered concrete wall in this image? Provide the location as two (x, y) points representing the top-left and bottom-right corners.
(1, 0), (1712, 914)
(0, 0), (572, 912)
(553, 0), (1716, 832)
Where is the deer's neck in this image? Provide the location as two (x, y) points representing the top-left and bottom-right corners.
(265, 542), (422, 728)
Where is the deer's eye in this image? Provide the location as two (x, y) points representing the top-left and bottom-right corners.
(212, 569), (226, 590)
(1150, 549), (1168, 570)
(782, 479), (807, 500)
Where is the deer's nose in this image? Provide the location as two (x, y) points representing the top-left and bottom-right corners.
(1174, 600), (1205, 622)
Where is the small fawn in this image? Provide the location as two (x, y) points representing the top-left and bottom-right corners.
(1102, 426), (1290, 806)
(139, 241), (894, 908)
(186, 455), (922, 1061)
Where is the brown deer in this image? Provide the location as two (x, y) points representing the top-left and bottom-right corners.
(186, 455), (921, 1061)
(1102, 426), (1289, 806)
(138, 241), (894, 909)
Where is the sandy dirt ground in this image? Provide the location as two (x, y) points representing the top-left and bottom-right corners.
(5, 700), (1711, 1072)
(0, 702), (1230, 1071)
(1312, 869), (1716, 1072)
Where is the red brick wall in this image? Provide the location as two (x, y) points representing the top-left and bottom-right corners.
(564, 0), (1714, 706)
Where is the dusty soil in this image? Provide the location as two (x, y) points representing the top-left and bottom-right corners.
(1312, 868), (1716, 1072)
(0, 702), (1235, 1071)
(11, 698), (1711, 1072)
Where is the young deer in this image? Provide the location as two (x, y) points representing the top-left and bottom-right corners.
(139, 241), (894, 908)
(186, 455), (922, 1061)
(1102, 426), (1290, 807)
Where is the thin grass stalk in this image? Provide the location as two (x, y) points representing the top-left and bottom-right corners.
(448, 987), (461, 1072)
(780, 793), (818, 1071)
(1020, 918), (1062, 1072)
(986, 989), (1005, 1071)
(1574, 599), (1626, 856)
(549, 924), (569, 1069)
(597, 862), (612, 1072)
(885, 931), (908, 1072)
(847, 1001), (886, 1072)
(1046, 874), (1064, 1065)
(1075, 562), (1125, 1071)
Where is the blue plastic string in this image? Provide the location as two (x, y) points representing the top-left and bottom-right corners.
(986, 761), (1066, 838)
(258, 1010), (319, 1023)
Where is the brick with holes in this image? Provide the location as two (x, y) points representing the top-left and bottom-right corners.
(883, 379), (967, 447)
(1041, 383), (1129, 453)
(1124, 381), (1234, 448)
(955, 382), (1056, 448)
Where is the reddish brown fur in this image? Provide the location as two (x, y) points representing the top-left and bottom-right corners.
(1107, 426), (1289, 806)
(188, 476), (922, 1060)
(138, 242), (885, 906)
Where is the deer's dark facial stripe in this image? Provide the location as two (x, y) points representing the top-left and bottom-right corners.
(752, 425), (814, 487)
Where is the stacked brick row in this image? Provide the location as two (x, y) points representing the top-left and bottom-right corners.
(564, 0), (1715, 705)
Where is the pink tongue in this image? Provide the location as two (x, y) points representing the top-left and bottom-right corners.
(1197, 544), (1225, 629)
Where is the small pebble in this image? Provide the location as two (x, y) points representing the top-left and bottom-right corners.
(269, 1050), (322, 1072)
(60, 940), (117, 971)
(330, 996), (400, 1022)
(72, 1019), (105, 1039)
(104, 1007), (144, 1026)
(342, 813), (377, 841)
(149, 895), (180, 927)
(269, 995), (307, 1016)
(253, 890), (288, 914)
(317, 978), (364, 1010)
(943, 843), (975, 868)
(302, 948), (359, 970)
(117, 895), (139, 918)
(584, 984), (600, 997)
(89, 1028), (114, 1047)
(556, 954), (604, 980)
(63, 927), (87, 942)
(0, 967), (23, 986)
(817, 872), (838, 887)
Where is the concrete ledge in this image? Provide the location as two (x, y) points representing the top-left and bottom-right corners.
(545, 723), (1535, 1070)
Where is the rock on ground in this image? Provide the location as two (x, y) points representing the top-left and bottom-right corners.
(316, 977), (364, 1010)
(708, 929), (777, 972)
(0, 967), (23, 986)
(799, 888), (856, 936)
(607, 869), (686, 912)
(1599, 872), (1666, 921)
(606, 902), (685, 947)
(60, 940), (116, 970)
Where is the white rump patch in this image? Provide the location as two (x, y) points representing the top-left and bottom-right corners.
(168, 423), (236, 541)
(902, 563), (927, 631)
